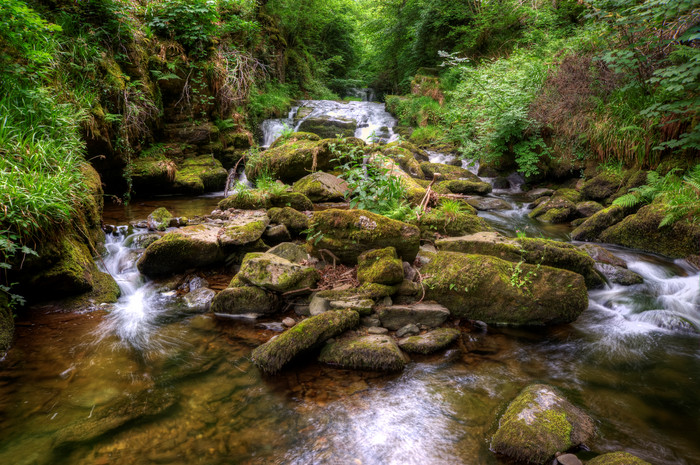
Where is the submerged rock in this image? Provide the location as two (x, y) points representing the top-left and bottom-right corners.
(377, 302), (450, 330)
(357, 247), (405, 285)
(318, 334), (409, 371)
(251, 309), (360, 373)
(398, 328), (461, 354)
(421, 251), (588, 325)
(595, 263), (644, 286)
(292, 171), (349, 202)
(309, 209), (421, 264)
(491, 384), (595, 464)
(586, 452), (651, 465)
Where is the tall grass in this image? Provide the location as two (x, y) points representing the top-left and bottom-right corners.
(0, 87), (88, 245)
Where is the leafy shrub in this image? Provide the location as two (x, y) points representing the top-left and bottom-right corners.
(146, 0), (218, 53)
(246, 83), (293, 126)
(409, 125), (444, 146)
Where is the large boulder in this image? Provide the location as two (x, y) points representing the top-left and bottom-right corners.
(297, 115), (357, 139)
(571, 206), (626, 242)
(381, 145), (424, 178)
(377, 302), (450, 330)
(237, 252), (319, 293)
(267, 207), (310, 235)
(211, 279), (279, 316)
(245, 138), (365, 183)
(308, 209), (421, 264)
(437, 233), (604, 288)
(581, 171), (623, 201)
(137, 224), (223, 276)
(439, 180), (492, 195)
(251, 309), (360, 373)
(319, 334), (409, 371)
(147, 207), (173, 231)
(466, 196), (512, 211)
(357, 247), (405, 285)
(421, 251), (588, 325)
(292, 171), (349, 202)
(418, 209), (493, 238)
(529, 189), (580, 224)
(269, 131), (320, 149)
(586, 452), (652, 465)
(398, 328), (461, 354)
(173, 155), (228, 194)
(598, 203), (700, 258)
(217, 210), (269, 252)
(491, 384), (595, 464)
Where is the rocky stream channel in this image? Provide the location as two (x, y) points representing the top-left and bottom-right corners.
(1, 100), (699, 465)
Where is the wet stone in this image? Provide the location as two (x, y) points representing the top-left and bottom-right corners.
(556, 453), (583, 465)
(361, 316), (381, 327)
(282, 317), (296, 327)
(398, 328), (461, 354)
(378, 302), (450, 331)
(184, 287), (216, 313)
(367, 326), (389, 335)
(395, 324), (420, 338)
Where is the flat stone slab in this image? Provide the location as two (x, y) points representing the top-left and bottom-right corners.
(319, 334), (409, 371)
(377, 302), (450, 331)
(217, 210), (269, 249)
(398, 328), (461, 354)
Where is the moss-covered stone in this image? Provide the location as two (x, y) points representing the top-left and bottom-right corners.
(575, 201), (604, 218)
(309, 209), (421, 264)
(131, 155), (177, 194)
(318, 334), (409, 371)
(267, 242), (309, 263)
(237, 252), (319, 293)
(598, 203), (700, 258)
(381, 146), (424, 178)
(0, 294), (13, 354)
(529, 190), (577, 224)
(439, 179), (492, 195)
(418, 209), (493, 238)
(269, 131), (320, 149)
(218, 190), (313, 212)
(420, 162), (480, 181)
(28, 237), (96, 295)
(217, 211), (269, 252)
(465, 196), (513, 211)
(385, 140), (430, 162)
(378, 302), (450, 330)
(267, 207), (310, 235)
(298, 115), (357, 139)
(173, 155), (228, 194)
(315, 283), (397, 302)
(586, 452), (652, 465)
(421, 251), (588, 325)
(211, 285), (279, 315)
(137, 224), (223, 276)
(491, 384), (595, 464)
(398, 328), (461, 354)
(582, 171), (623, 201)
(571, 206), (626, 242)
(292, 171), (349, 202)
(251, 309), (360, 373)
(357, 247), (404, 285)
(147, 207), (173, 231)
(246, 138), (365, 183)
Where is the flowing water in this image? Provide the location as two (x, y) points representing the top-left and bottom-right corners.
(1, 101), (700, 465)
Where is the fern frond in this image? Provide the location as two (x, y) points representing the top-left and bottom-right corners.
(613, 192), (643, 208)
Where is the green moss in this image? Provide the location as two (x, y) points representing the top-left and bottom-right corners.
(316, 283), (397, 301)
(529, 192), (576, 224)
(309, 209), (421, 264)
(422, 251), (588, 325)
(418, 209), (492, 238)
(440, 179), (492, 195)
(251, 309), (360, 373)
(211, 285), (279, 315)
(173, 155), (228, 194)
(587, 452), (652, 465)
(269, 131), (320, 149)
(571, 205), (626, 242)
(29, 237), (94, 295)
(582, 171), (624, 201)
(318, 334), (408, 371)
(64, 269), (121, 308)
(381, 146), (424, 178)
(357, 247), (405, 285)
(218, 217), (269, 251)
(419, 162), (479, 181)
(218, 190), (312, 211)
(268, 207), (310, 234)
(148, 207), (173, 231)
(237, 252), (320, 293)
(136, 225), (223, 276)
(292, 171), (349, 202)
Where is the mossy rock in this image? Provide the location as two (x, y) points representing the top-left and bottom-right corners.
(315, 283), (397, 302)
(297, 115), (357, 139)
(398, 328), (461, 354)
(0, 294), (13, 354)
(529, 190), (578, 224)
(418, 209), (493, 238)
(571, 206), (626, 242)
(218, 190), (313, 212)
(292, 171), (349, 202)
(246, 138), (365, 183)
(586, 452), (651, 465)
(211, 285), (279, 315)
(28, 237), (96, 296)
(491, 384), (595, 464)
(267, 242), (310, 263)
(357, 247), (404, 285)
(147, 207), (173, 231)
(267, 207), (310, 234)
(439, 179), (492, 195)
(582, 171), (623, 201)
(221, 129), (253, 149)
(598, 203), (700, 258)
(381, 146), (424, 178)
(309, 209), (421, 264)
(466, 196), (512, 211)
(163, 121), (219, 145)
(575, 201), (604, 218)
(421, 251), (588, 325)
(251, 309), (360, 373)
(420, 162), (479, 181)
(131, 155), (177, 194)
(137, 224), (223, 276)
(173, 155), (228, 194)
(237, 252), (319, 293)
(217, 211), (269, 252)
(385, 140), (430, 162)
(377, 302), (450, 330)
(318, 334), (409, 372)
(269, 131), (320, 149)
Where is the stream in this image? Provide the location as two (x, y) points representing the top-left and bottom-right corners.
(1, 100), (699, 465)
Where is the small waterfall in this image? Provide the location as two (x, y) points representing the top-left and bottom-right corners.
(260, 100), (399, 148)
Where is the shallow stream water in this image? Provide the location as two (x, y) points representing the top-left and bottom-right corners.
(1, 101), (699, 465)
